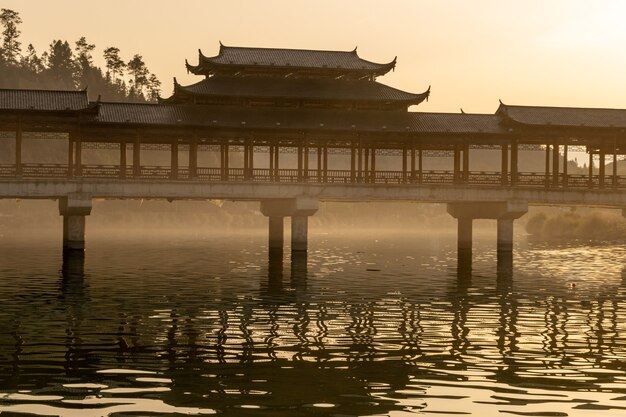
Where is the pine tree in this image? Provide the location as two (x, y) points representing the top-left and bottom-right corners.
(0, 9), (22, 65)
(21, 44), (44, 74)
(103, 46), (126, 81)
(127, 54), (149, 98)
(46, 40), (76, 89)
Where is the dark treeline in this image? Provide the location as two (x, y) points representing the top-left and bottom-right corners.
(0, 8), (161, 102)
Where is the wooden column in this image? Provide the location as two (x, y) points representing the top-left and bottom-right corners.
(269, 144), (275, 181)
(588, 150), (593, 188)
(243, 141), (249, 180)
(133, 132), (140, 178)
(501, 143), (508, 185)
(453, 146), (461, 184)
(274, 143), (279, 181)
(120, 141), (126, 179)
(613, 140), (618, 188)
(552, 142), (559, 187)
(410, 143), (416, 183)
(510, 140), (518, 185)
(370, 146), (376, 183)
(364, 147), (370, 183)
(562, 144), (568, 187)
(418, 148), (423, 184)
(347, 142), (355, 183)
(303, 142), (308, 181)
(15, 120), (22, 177)
(67, 136), (74, 179)
(297, 143), (304, 182)
(462, 143), (469, 183)
(599, 150), (605, 188)
(357, 142), (363, 182)
(545, 144), (551, 187)
(75, 137), (83, 177)
(316, 145), (322, 183)
(189, 136), (198, 179)
(323, 144), (328, 182)
(221, 144), (229, 181)
(170, 140), (178, 180)
(402, 145), (408, 183)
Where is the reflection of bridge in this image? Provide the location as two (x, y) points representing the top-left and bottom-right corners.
(2, 43), (626, 255)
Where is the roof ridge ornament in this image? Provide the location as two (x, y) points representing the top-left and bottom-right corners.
(351, 46), (358, 54)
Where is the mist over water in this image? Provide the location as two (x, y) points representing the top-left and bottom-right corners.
(1, 229), (626, 416)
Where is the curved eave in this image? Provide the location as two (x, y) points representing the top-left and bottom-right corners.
(195, 46), (398, 77)
(170, 83), (431, 107)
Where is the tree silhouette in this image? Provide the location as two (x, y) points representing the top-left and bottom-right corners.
(0, 8), (22, 65)
(0, 8), (161, 102)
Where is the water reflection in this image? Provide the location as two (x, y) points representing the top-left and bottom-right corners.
(1, 236), (626, 416)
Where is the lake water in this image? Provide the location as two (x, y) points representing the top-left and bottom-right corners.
(1, 231), (626, 416)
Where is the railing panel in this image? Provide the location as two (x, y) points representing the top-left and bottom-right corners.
(3, 163), (626, 195)
(0, 164), (15, 177)
(22, 163), (68, 178)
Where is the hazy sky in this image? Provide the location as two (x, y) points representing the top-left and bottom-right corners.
(3, 0), (626, 113)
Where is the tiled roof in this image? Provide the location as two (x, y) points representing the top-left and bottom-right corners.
(174, 76), (429, 104)
(203, 45), (395, 71)
(498, 103), (626, 128)
(90, 102), (505, 135)
(0, 89), (89, 111)
(187, 44), (397, 77)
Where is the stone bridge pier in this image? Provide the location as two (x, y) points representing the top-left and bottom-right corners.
(260, 197), (319, 252)
(447, 200), (528, 255)
(58, 193), (92, 251)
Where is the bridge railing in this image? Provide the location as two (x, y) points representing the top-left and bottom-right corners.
(2, 163), (626, 190)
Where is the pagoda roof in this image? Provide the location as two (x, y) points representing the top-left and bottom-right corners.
(87, 102), (503, 135)
(168, 76), (429, 106)
(498, 102), (626, 129)
(0, 88), (89, 111)
(186, 44), (396, 78)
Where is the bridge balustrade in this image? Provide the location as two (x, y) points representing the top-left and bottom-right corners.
(2, 162), (625, 190)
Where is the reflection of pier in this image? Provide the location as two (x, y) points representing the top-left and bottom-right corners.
(3, 43), (626, 259)
(2, 249), (625, 411)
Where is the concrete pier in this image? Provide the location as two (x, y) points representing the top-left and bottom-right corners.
(447, 200), (527, 256)
(496, 218), (514, 252)
(457, 217), (473, 251)
(268, 216), (284, 250)
(291, 216), (308, 252)
(261, 196), (318, 252)
(58, 194), (92, 251)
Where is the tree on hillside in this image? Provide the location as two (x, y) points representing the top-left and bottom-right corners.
(127, 54), (149, 99)
(103, 46), (126, 81)
(147, 73), (161, 101)
(0, 8), (22, 65)
(20, 44), (44, 74)
(0, 8), (160, 101)
(46, 40), (76, 89)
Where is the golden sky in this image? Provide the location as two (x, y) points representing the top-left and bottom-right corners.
(3, 0), (626, 113)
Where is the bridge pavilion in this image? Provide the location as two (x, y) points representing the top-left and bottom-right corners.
(1, 44), (626, 254)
